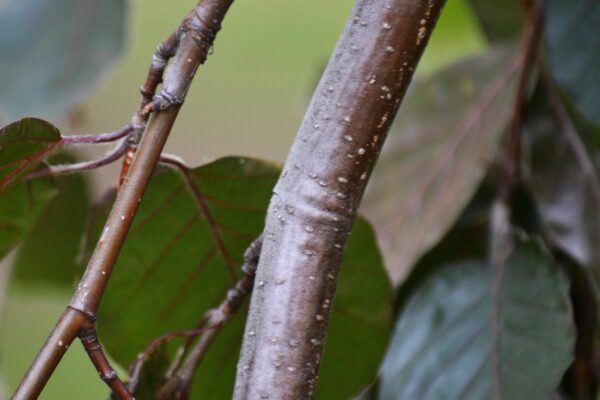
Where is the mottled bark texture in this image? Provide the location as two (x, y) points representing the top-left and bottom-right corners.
(233, 1), (445, 399)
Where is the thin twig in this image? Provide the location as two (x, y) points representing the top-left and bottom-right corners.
(20, 124), (132, 182)
(502, 0), (543, 199)
(67, 0), (231, 313)
(491, 0), (543, 267)
(127, 325), (212, 393)
(79, 317), (133, 400)
(160, 311), (211, 382)
(61, 123), (134, 145)
(540, 70), (600, 205)
(12, 1), (235, 398)
(538, 69), (600, 304)
(160, 321), (222, 400)
(27, 28), (179, 178)
(25, 140), (130, 180)
(158, 237), (262, 399)
(118, 144), (137, 189)
(134, 32), (180, 131)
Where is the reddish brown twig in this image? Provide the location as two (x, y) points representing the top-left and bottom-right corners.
(61, 124), (134, 145)
(489, 0), (543, 272)
(79, 316), (133, 400)
(127, 325), (211, 393)
(22, 20), (184, 182)
(157, 236), (262, 399)
(502, 0), (543, 200)
(135, 32), (180, 128)
(26, 140), (131, 180)
(12, 1), (235, 398)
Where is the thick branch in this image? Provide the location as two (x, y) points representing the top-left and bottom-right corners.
(233, 1), (445, 398)
(493, 0), (542, 263)
(12, 1), (234, 398)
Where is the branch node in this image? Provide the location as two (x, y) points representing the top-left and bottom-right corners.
(79, 328), (99, 347)
(184, 9), (221, 58)
(101, 370), (119, 383)
(143, 89), (185, 115)
(78, 321), (134, 399)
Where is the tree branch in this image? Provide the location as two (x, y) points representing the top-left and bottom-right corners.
(26, 140), (131, 180)
(502, 0), (542, 199)
(233, 1), (445, 398)
(79, 318), (133, 400)
(61, 124), (134, 145)
(157, 236), (262, 399)
(12, 1), (235, 398)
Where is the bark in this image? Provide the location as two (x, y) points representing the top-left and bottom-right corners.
(233, 1), (446, 398)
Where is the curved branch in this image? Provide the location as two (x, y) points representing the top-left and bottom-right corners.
(61, 124), (134, 145)
(26, 140), (130, 180)
(79, 318), (133, 400)
(233, 1), (446, 398)
(502, 0), (543, 199)
(158, 236), (262, 399)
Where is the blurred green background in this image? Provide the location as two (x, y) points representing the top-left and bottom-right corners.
(1, 0), (485, 398)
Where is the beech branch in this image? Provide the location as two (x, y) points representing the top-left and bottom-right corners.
(157, 236), (262, 399)
(11, 1), (235, 398)
(233, 1), (446, 398)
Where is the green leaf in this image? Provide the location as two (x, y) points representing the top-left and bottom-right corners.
(0, 118), (61, 190)
(391, 176), (496, 315)
(12, 154), (90, 288)
(94, 157), (279, 366)
(378, 237), (575, 399)
(86, 157), (391, 399)
(362, 47), (519, 283)
(0, 0), (127, 121)
(522, 84), (600, 287)
(0, 172), (57, 259)
(0, 147), (59, 400)
(542, 0), (600, 127)
(467, 0), (523, 42)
